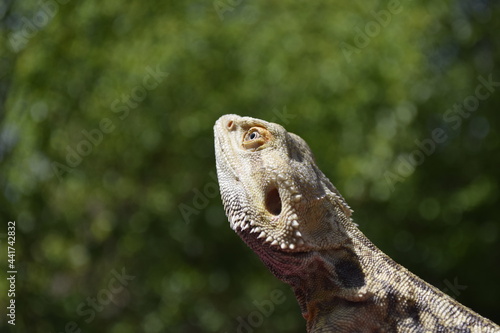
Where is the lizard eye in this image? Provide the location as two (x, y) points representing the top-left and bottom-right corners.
(249, 131), (260, 140)
(242, 127), (271, 150)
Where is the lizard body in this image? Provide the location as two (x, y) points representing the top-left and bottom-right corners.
(214, 114), (499, 332)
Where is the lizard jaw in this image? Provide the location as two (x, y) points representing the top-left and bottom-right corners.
(231, 211), (305, 251)
(221, 166), (308, 252)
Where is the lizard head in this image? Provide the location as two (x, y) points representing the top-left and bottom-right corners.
(214, 114), (353, 254)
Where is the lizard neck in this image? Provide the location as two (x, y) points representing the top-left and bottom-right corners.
(286, 245), (378, 332)
(240, 223), (381, 331)
(237, 194), (500, 332)
(238, 194), (383, 331)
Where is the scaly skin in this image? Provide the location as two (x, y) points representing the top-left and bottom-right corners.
(214, 114), (499, 332)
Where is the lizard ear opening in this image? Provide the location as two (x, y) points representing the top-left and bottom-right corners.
(265, 187), (282, 216)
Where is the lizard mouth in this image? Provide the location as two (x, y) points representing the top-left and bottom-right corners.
(214, 127), (240, 184)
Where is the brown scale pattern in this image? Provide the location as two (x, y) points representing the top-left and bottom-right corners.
(214, 114), (500, 333)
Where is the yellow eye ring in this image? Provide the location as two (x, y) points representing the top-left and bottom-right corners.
(242, 127), (272, 150)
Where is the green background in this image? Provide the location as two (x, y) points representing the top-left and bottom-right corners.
(1, 0), (499, 332)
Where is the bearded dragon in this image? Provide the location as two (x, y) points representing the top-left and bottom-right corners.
(214, 114), (499, 333)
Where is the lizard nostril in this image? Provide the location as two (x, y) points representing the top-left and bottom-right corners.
(226, 120), (234, 130)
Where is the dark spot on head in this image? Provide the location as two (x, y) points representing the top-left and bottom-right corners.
(287, 135), (304, 162)
(292, 149), (303, 162)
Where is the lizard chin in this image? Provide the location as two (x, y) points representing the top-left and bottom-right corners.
(235, 223), (309, 255)
(229, 209), (308, 253)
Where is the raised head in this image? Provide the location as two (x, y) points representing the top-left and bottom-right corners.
(214, 114), (353, 254)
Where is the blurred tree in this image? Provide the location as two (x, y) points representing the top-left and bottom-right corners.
(0, 0), (498, 332)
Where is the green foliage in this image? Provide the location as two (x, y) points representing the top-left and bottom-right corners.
(0, 0), (499, 331)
